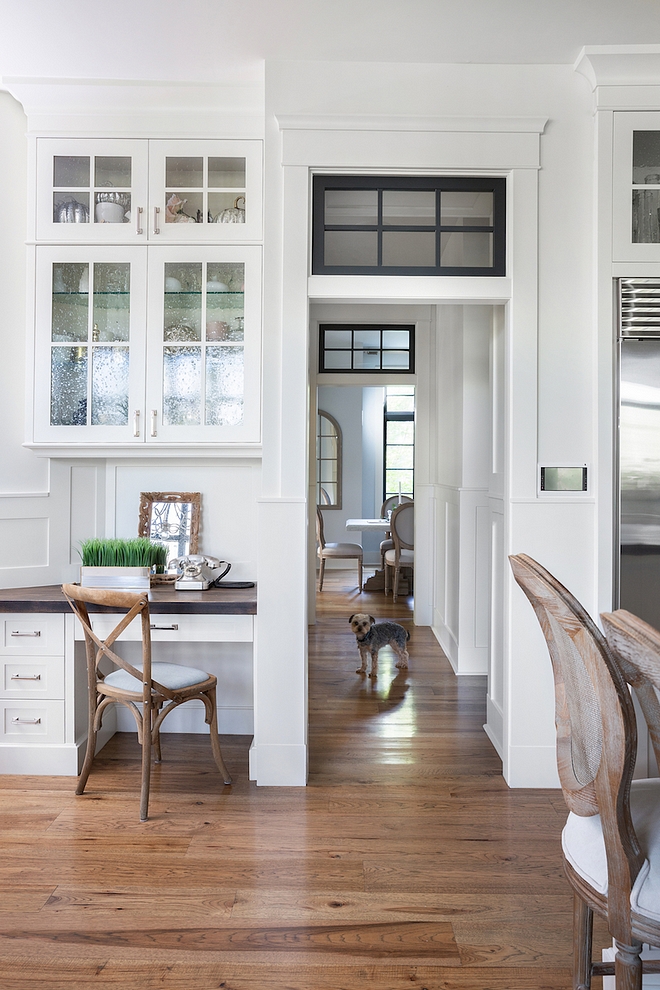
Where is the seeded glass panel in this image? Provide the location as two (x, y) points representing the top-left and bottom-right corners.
(209, 192), (246, 221)
(54, 156), (89, 187)
(324, 189), (378, 225)
(162, 346), (201, 425)
(354, 329), (380, 350)
(205, 346), (244, 426)
(323, 351), (352, 370)
(94, 157), (131, 187)
(52, 264), (89, 342)
(382, 190), (435, 225)
(93, 263), (130, 342)
(382, 350), (410, 369)
(324, 330), (352, 348)
(387, 421), (414, 445)
(440, 231), (493, 267)
(91, 346), (129, 425)
(51, 347), (87, 425)
(208, 158), (245, 187)
(382, 231), (435, 267)
(632, 190), (660, 243)
(353, 350), (380, 370)
(166, 192), (203, 223)
(441, 191), (494, 226)
(633, 132), (660, 184)
(383, 329), (409, 349)
(164, 263), (201, 341)
(166, 157), (203, 187)
(325, 231), (378, 267)
(206, 262), (244, 340)
(53, 192), (90, 222)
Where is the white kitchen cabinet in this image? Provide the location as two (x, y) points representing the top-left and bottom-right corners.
(35, 138), (262, 243)
(31, 244), (261, 448)
(613, 112), (660, 263)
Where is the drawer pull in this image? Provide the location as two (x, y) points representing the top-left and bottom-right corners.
(150, 624), (179, 631)
(11, 674), (41, 681)
(11, 631), (41, 638)
(12, 717), (41, 724)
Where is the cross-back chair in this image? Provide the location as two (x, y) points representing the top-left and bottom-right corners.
(315, 506), (363, 591)
(509, 554), (660, 990)
(384, 500), (414, 602)
(62, 583), (232, 822)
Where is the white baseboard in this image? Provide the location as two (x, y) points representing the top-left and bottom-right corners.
(505, 744), (560, 789)
(115, 702), (254, 735)
(0, 717), (115, 776)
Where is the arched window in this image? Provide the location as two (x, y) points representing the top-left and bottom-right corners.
(317, 410), (342, 508)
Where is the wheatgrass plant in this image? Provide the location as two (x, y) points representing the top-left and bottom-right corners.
(80, 538), (168, 570)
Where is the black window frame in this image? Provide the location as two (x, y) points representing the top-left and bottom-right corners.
(319, 324), (415, 375)
(312, 174), (506, 277)
(383, 386), (415, 501)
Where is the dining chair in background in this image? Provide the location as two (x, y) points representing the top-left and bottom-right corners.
(384, 501), (414, 602)
(315, 506), (363, 591)
(379, 494), (413, 571)
(62, 583), (232, 821)
(509, 553), (660, 990)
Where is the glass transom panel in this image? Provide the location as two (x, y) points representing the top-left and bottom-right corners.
(319, 325), (414, 373)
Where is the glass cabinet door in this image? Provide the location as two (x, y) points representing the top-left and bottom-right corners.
(613, 113), (660, 262)
(146, 246), (261, 443)
(148, 141), (263, 242)
(35, 139), (148, 242)
(33, 247), (147, 443)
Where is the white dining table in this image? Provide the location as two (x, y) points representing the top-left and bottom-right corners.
(345, 518), (391, 532)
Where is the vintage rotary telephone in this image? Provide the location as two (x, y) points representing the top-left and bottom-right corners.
(169, 555), (231, 591)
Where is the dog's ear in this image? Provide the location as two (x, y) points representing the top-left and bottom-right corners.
(348, 614), (356, 623)
(369, 615), (376, 624)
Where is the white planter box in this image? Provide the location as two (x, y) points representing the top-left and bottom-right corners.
(80, 566), (150, 591)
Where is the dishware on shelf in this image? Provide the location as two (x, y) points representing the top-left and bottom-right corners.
(206, 321), (229, 341)
(165, 276), (182, 292)
(206, 278), (229, 292)
(54, 199), (89, 223)
(95, 202), (125, 223)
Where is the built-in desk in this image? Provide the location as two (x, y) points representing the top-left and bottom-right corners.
(0, 584), (257, 776)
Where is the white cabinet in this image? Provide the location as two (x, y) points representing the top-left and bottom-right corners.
(31, 244), (261, 447)
(35, 138), (262, 243)
(613, 112), (660, 263)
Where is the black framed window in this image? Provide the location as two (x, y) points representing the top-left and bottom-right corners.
(319, 324), (414, 374)
(384, 386), (415, 500)
(312, 175), (505, 276)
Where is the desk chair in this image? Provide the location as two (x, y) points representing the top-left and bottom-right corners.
(384, 501), (414, 602)
(62, 583), (232, 822)
(315, 506), (363, 591)
(509, 554), (660, 990)
(379, 495), (413, 570)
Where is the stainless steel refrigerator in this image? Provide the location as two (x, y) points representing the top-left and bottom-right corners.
(619, 278), (660, 630)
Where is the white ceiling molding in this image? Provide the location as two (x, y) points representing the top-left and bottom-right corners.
(276, 115), (547, 134)
(575, 45), (660, 110)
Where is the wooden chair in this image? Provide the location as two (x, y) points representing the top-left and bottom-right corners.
(384, 501), (414, 602)
(315, 506), (363, 591)
(379, 495), (413, 570)
(62, 583), (232, 822)
(509, 554), (660, 990)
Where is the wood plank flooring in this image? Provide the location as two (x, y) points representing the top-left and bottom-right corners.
(0, 570), (610, 988)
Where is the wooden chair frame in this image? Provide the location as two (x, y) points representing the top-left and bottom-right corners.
(384, 501), (414, 602)
(509, 554), (660, 990)
(315, 506), (363, 591)
(63, 583), (231, 821)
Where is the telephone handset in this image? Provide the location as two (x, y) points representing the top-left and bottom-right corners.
(170, 555), (231, 590)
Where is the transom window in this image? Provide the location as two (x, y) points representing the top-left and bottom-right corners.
(313, 175), (505, 276)
(319, 324), (414, 373)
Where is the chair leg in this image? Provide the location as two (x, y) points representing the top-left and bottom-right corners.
(206, 686), (232, 785)
(614, 940), (643, 990)
(76, 691), (99, 796)
(319, 557), (326, 591)
(384, 562), (390, 596)
(358, 557), (363, 592)
(139, 700), (152, 822)
(393, 565), (400, 603)
(572, 893), (593, 990)
(153, 704), (163, 764)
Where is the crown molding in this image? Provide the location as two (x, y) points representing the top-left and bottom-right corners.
(575, 46), (660, 110)
(276, 114), (547, 134)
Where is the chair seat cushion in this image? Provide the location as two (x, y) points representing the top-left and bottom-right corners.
(384, 548), (414, 565)
(320, 543), (363, 557)
(562, 777), (660, 922)
(103, 661), (211, 693)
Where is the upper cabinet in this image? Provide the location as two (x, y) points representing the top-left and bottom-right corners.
(35, 139), (263, 243)
(613, 113), (660, 263)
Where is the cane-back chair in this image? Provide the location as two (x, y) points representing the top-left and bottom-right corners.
(384, 501), (414, 602)
(509, 554), (660, 990)
(62, 583), (232, 821)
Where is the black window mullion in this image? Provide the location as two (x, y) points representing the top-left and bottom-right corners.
(377, 190), (383, 268)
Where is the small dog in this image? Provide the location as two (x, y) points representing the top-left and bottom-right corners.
(349, 613), (410, 678)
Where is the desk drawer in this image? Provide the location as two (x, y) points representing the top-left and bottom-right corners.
(1, 701), (65, 745)
(0, 658), (65, 700)
(79, 612), (253, 643)
(0, 615), (64, 656)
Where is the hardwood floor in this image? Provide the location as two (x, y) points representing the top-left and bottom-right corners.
(0, 569), (609, 988)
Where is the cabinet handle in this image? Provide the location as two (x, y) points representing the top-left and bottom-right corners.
(153, 206), (161, 235)
(150, 624), (179, 631)
(135, 206), (144, 236)
(12, 717), (41, 724)
(11, 674), (41, 681)
(133, 410), (140, 437)
(11, 631), (41, 638)
(150, 410), (157, 437)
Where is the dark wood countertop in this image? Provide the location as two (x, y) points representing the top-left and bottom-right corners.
(0, 585), (257, 615)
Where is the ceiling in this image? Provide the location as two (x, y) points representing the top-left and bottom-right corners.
(1, 0), (660, 84)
